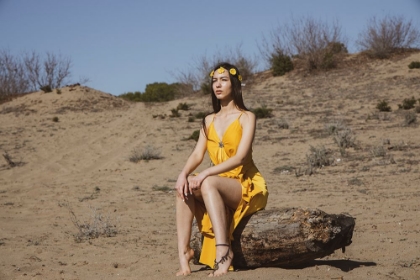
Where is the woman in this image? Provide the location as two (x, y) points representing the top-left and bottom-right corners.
(175, 62), (268, 277)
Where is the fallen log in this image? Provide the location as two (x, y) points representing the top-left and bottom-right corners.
(191, 207), (355, 268)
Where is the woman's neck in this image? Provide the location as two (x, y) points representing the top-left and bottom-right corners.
(218, 100), (239, 116)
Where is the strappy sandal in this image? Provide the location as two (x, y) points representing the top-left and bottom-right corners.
(213, 244), (231, 272)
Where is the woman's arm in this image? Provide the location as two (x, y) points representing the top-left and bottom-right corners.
(188, 111), (256, 190)
(175, 115), (212, 200)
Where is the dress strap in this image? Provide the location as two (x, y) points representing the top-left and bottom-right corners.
(237, 111), (244, 120)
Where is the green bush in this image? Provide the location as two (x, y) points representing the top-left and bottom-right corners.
(327, 42), (348, 54)
(320, 52), (336, 70)
(119, 91), (143, 102)
(56, 88), (62, 94)
(177, 102), (190, 111)
(119, 82), (178, 102)
(252, 106), (273, 119)
(408, 61), (420, 69)
(376, 100), (392, 112)
(398, 97), (417, 110)
(195, 112), (208, 119)
(271, 52), (294, 76)
(141, 82), (176, 102)
(40, 85), (52, 93)
(52, 116), (59, 122)
(170, 108), (180, 118)
(188, 130), (200, 141)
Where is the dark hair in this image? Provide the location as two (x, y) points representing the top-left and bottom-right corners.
(202, 62), (249, 136)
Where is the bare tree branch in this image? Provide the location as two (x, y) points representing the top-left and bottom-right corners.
(0, 49), (30, 96)
(357, 15), (420, 58)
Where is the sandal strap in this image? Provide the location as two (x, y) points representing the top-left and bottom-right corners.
(213, 244), (231, 271)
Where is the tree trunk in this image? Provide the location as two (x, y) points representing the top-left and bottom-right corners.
(190, 207), (355, 268)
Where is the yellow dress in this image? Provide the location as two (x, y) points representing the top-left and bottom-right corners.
(195, 113), (268, 268)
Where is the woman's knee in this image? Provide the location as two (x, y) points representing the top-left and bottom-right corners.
(200, 176), (217, 195)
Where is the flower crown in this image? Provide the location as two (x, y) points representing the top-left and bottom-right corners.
(210, 66), (243, 82)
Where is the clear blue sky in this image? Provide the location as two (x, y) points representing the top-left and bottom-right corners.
(1, 0), (419, 95)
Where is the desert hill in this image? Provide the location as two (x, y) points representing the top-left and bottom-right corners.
(0, 52), (419, 279)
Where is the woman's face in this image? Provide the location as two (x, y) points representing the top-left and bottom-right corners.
(212, 69), (232, 100)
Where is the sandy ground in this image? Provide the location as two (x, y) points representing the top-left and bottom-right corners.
(0, 52), (419, 280)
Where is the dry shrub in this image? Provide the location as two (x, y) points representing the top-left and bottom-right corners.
(152, 185), (172, 192)
(67, 204), (118, 242)
(0, 49), (30, 97)
(348, 177), (363, 186)
(325, 119), (346, 135)
(129, 145), (162, 162)
(325, 120), (356, 151)
(306, 145), (334, 169)
(2, 151), (24, 168)
(333, 127), (356, 149)
(275, 117), (290, 129)
(402, 111), (417, 126)
(273, 165), (295, 174)
(174, 44), (258, 94)
(370, 144), (396, 165)
(260, 16), (347, 71)
(357, 15), (420, 58)
(367, 111), (391, 121)
(370, 145), (387, 158)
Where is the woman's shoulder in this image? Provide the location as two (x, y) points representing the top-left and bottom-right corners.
(204, 113), (215, 125)
(240, 110), (256, 122)
(237, 111), (256, 130)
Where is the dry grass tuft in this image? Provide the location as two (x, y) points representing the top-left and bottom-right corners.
(402, 111), (417, 126)
(65, 204), (118, 243)
(306, 145), (334, 169)
(129, 145), (162, 162)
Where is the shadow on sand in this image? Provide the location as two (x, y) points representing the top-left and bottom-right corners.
(285, 259), (377, 272)
(192, 259), (377, 274)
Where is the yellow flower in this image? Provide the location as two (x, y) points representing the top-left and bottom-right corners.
(238, 75), (243, 81)
(209, 70), (214, 77)
(217, 67), (225, 74)
(229, 68), (237, 75)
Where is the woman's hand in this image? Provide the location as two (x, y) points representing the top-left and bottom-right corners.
(175, 173), (189, 201)
(188, 172), (207, 194)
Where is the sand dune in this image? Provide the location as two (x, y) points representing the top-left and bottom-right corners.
(1, 52), (419, 279)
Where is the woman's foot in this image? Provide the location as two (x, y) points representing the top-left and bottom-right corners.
(209, 244), (233, 277)
(176, 248), (194, 276)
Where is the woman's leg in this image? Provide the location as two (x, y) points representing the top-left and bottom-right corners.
(199, 176), (242, 277)
(175, 190), (195, 276)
